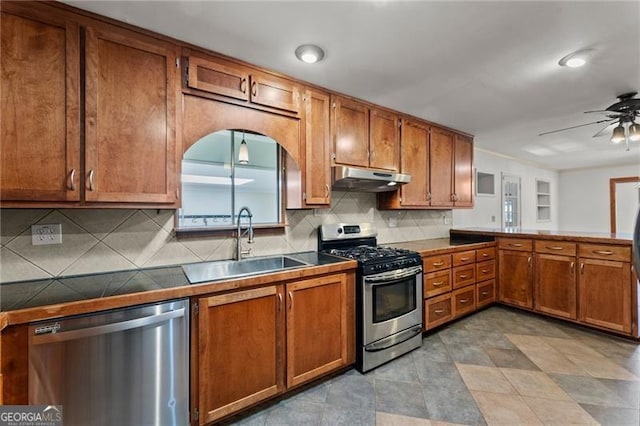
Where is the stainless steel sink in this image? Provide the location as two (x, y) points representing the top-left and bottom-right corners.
(182, 255), (311, 284)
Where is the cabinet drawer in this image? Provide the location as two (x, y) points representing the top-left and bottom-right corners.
(452, 250), (476, 266)
(476, 260), (495, 281)
(425, 294), (452, 330)
(423, 254), (452, 272)
(535, 240), (576, 256)
(498, 238), (533, 252)
(424, 269), (452, 298)
(477, 279), (496, 308)
(476, 247), (496, 261)
(453, 285), (476, 317)
(453, 265), (475, 289)
(578, 244), (631, 262)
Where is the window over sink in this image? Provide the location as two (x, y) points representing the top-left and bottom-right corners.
(177, 129), (282, 231)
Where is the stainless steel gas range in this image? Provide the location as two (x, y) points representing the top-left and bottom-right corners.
(318, 223), (423, 372)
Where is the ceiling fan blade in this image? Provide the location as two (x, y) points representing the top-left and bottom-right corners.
(584, 110), (623, 116)
(538, 119), (614, 136)
(592, 120), (618, 138)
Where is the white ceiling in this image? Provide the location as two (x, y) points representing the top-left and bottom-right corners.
(66, 0), (640, 171)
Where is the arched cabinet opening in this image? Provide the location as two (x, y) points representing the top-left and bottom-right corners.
(177, 129), (300, 232)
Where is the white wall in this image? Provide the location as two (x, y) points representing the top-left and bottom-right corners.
(558, 163), (640, 234)
(453, 149), (560, 230)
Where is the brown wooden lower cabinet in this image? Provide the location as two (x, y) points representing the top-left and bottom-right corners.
(498, 249), (533, 308)
(193, 272), (353, 424)
(286, 274), (349, 388)
(534, 253), (577, 319)
(578, 258), (632, 334)
(476, 280), (496, 308)
(425, 294), (453, 330)
(196, 286), (285, 425)
(452, 285), (476, 317)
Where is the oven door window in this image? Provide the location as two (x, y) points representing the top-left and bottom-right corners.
(371, 276), (417, 323)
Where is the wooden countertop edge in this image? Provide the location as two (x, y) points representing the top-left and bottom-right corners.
(0, 260), (357, 331)
(450, 229), (632, 245)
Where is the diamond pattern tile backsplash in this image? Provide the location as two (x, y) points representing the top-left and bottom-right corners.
(0, 192), (452, 283)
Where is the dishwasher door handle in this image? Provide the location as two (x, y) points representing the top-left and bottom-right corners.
(31, 308), (186, 345)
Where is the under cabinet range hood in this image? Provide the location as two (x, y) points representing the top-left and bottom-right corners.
(332, 165), (411, 192)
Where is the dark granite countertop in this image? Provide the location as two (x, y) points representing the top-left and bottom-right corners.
(0, 252), (346, 313)
(450, 227), (632, 245)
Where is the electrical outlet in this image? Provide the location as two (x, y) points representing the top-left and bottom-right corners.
(491, 215), (496, 223)
(388, 217), (397, 227)
(443, 216), (451, 225)
(32, 224), (62, 246)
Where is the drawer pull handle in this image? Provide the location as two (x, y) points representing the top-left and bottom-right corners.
(546, 246), (564, 251)
(593, 250), (614, 256)
(481, 291), (488, 296)
(434, 309), (445, 315)
(460, 257), (470, 261)
(459, 274), (468, 279)
(240, 78), (247, 93)
(324, 184), (330, 198)
(432, 281), (446, 287)
(482, 253), (489, 257)
(432, 261), (444, 267)
(251, 81), (258, 97)
(88, 169), (95, 191)
(459, 298), (470, 303)
(68, 168), (76, 191)
(509, 243), (523, 247)
(277, 293), (283, 313)
(481, 269), (489, 273)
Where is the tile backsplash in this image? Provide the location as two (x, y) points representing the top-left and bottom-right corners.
(0, 192), (451, 283)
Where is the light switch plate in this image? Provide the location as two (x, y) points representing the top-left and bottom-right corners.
(32, 224), (62, 246)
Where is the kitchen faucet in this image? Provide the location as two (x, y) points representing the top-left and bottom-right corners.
(235, 206), (254, 260)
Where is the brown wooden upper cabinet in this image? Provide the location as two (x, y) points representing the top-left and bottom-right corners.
(301, 88), (332, 206)
(85, 24), (180, 204)
(185, 53), (301, 115)
(331, 95), (400, 172)
(430, 128), (473, 207)
(1, 3), (80, 202)
(1, 3), (180, 207)
(378, 120), (473, 209)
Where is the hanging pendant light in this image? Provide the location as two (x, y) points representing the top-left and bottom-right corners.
(629, 122), (640, 142)
(238, 130), (249, 164)
(610, 124), (626, 144)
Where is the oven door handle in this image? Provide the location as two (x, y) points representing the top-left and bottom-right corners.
(364, 266), (423, 283)
(364, 325), (423, 352)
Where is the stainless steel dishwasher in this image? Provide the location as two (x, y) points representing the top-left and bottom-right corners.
(28, 299), (189, 426)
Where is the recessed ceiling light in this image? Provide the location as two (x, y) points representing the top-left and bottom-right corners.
(558, 49), (593, 68)
(295, 44), (325, 64)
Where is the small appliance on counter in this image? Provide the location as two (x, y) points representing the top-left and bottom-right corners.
(318, 223), (423, 372)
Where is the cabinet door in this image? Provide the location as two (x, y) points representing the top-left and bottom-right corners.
(286, 274), (348, 388)
(535, 254), (577, 319)
(250, 73), (300, 114)
(85, 25), (178, 204)
(398, 120), (430, 206)
(186, 55), (249, 101)
(578, 259), (631, 333)
(429, 127), (454, 207)
(197, 286), (285, 425)
(303, 88), (331, 205)
(332, 96), (369, 167)
(498, 250), (533, 308)
(453, 134), (473, 207)
(369, 108), (399, 171)
(1, 5), (80, 202)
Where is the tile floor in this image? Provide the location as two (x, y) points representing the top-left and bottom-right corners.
(226, 306), (640, 425)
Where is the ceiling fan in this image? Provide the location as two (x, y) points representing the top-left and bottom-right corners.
(539, 92), (640, 150)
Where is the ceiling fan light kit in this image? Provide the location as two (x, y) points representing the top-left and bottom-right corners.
(610, 125), (626, 144)
(629, 123), (640, 142)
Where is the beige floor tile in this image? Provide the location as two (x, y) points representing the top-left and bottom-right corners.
(472, 391), (543, 425)
(505, 334), (551, 351)
(523, 396), (599, 425)
(513, 345), (587, 376)
(456, 364), (515, 394)
(376, 412), (432, 426)
(565, 353), (639, 381)
(541, 336), (604, 358)
(500, 368), (572, 401)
